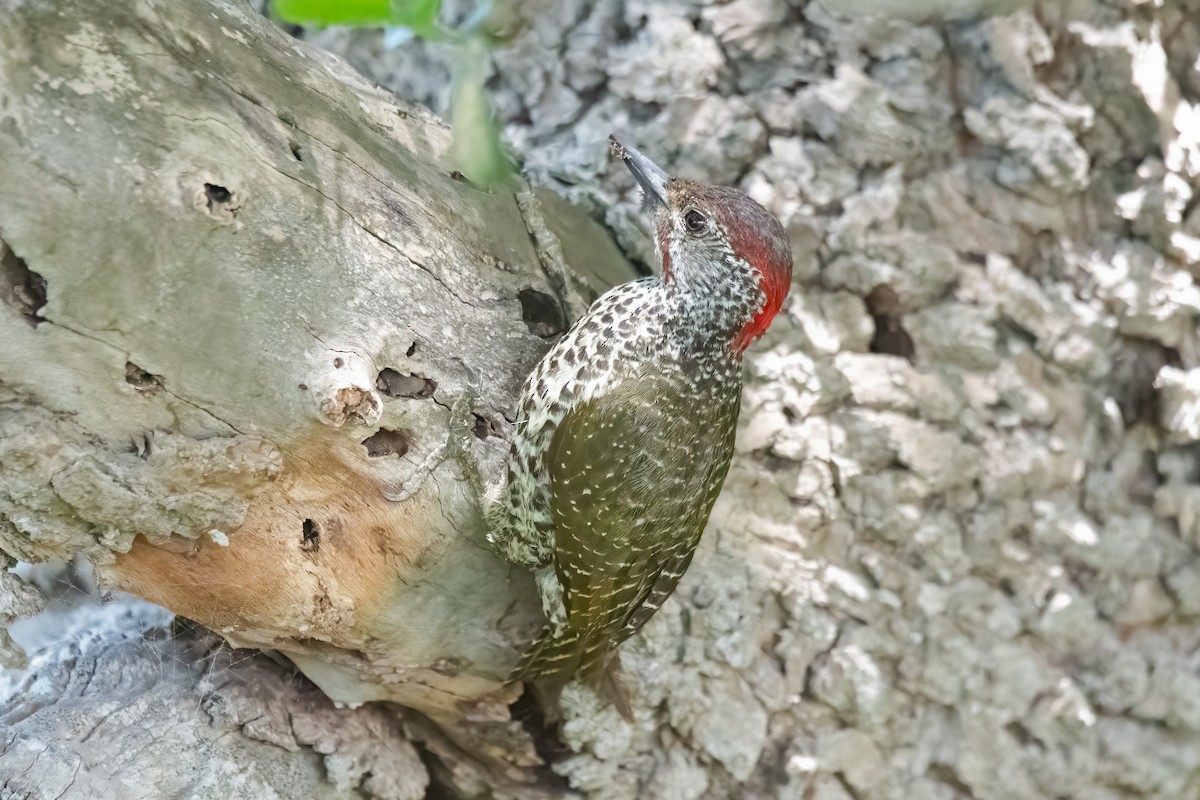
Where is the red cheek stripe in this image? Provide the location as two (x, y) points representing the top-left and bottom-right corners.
(734, 264), (789, 352)
(656, 223), (673, 281)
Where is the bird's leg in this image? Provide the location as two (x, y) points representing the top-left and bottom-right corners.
(535, 564), (567, 632)
(515, 186), (592, 324)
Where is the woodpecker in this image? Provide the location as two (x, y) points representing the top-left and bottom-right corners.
(489, 136), (792, 719)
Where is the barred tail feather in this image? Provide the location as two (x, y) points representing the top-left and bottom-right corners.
(587, 652), (633, 722)
(508, 625), (579, 722)
(508, 624), (583, 685)
(509, 627), (634, 722)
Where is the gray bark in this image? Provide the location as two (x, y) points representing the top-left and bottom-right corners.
(2, 603), (434, 800)
(5, 0), (1200, 798)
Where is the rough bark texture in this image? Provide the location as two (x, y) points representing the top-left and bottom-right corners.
(4, 0), (1200, 798)
(2, 601), (437, 800)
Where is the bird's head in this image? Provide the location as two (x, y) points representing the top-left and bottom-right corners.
(610, 135), (792, 353)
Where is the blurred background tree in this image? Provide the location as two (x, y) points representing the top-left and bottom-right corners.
(274, 0), (512, 187)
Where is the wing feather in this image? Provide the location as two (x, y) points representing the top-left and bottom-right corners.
(524, 369), (738, 684)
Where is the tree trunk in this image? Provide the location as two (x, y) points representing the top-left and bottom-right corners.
(5, 0), (1200, 798)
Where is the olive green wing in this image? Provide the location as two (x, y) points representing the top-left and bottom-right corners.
(543, 375), (738, 675)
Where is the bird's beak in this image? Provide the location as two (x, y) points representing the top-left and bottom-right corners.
(610, 135), (669, 210)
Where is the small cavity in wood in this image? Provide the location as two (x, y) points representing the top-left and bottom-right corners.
(1, 243), (47, 327)
(473, 413), (504, 441)
(376, 368), (436, 399)
(204, 183), (232, 210)
(866, 285), (916, 361)
(201, 183), (241, 226)
(301, 518), (320, 553)
(1111, 337), (1182, 426)
(518, 288), (566, 338)
(362, 428), (411, 458)
(125, 361), (163, 395)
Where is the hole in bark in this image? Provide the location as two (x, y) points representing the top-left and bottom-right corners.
(1005, 722), (1037, 748)
(406, 341), (419, 357)
(301, 519), (320, 552)
(204, 183), (232, 210)
(1, 243), (47, 327)
(1111, 337), (1181, 426)
(333, 357), (344, 369)
(376, 368), (437, 399)
(362, 428), (411, 458)
(473, 413), (504, 440)
(509, 690), (573, 773)
(125, 362), (163, 395)
(865, 285), (915, 361)
(519, 288), (566, 338)
(289, 141), (303, 161)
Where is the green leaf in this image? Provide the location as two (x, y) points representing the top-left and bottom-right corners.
(275, 0), (442, 32)
(275, 0), (391, 26)
(451, 38), (511, 188)
(390, 0), (441, 36)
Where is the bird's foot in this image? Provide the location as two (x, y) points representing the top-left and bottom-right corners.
(380, 443), (448, 503)
(535, 565), (567, 629)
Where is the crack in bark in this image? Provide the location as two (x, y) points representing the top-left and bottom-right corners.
(162, 45), (485, 267)
(514, 188), (581, 326)
(54, 33), (499, 313)
(77, 705), (118, 745)
(146, 105), (481, 310)
(53, 760), (82, 800)
(39, 318), (245, 436)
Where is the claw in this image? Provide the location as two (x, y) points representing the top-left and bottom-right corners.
(380, 443), (448, 503)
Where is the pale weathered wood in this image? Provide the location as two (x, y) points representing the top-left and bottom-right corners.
(0, 0), (636, 720)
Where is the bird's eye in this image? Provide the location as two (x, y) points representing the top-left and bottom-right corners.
(684, 209), (707, 234)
